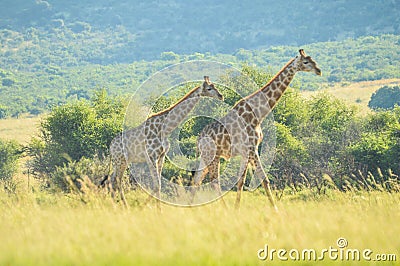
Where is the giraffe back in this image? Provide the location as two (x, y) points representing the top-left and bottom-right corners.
(197, 99), (264, 161)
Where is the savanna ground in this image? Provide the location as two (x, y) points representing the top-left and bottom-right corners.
(1, 80), (400, 265)
(1, 187), (399, 265)
(303, 78), (400, 114)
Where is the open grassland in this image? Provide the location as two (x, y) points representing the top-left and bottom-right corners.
(0, 188), (399, 266)
(303, 78), (400, 114)
(0, 114), (41, 144)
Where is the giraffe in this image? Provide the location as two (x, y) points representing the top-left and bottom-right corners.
(108, 76), (223, 207)
(191, 49), (321, 210)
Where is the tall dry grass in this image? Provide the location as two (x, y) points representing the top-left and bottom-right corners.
(0, 186), (399, 266)
(0, 114), (41, 144)
(302, 78), (400, 115)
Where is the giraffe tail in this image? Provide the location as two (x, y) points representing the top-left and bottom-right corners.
(100, 155), (113, 187)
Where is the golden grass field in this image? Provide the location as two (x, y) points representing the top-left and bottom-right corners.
(303, 78), (400, 114)
(0, 188), (399, 266)
(0, 114), (41, 144)
(1, 80), (400, 265)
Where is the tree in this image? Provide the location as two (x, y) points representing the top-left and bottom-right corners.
(368, 85), (400, 110)
(160, 51), (180, 61)
(272, 123), (310, 190)
(350, 132), (393, 177)
(28, 90), (127, 176)
(0, 105), (9, 119)
(305, 93), (357, 181)
(273, 88), (309, 132)
(349, 107), (400, 179)
(0, 139), (20, 181)
(272, 91), (359, 190)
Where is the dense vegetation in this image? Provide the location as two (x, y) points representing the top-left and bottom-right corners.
(1, 1), (399, 117)
(27, 90), (126, 177)
(21, 65), (399, 195)
(1, 1), (400, 59)
(273, 91), (400, 193)
(1, 32), (400, 118)
(1, 0), (399, 195)
(368, 85), (400, 110)
(0, 139), (20, 182)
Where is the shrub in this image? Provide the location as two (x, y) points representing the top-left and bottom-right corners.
(0, 105), (9, 119)
(28, 89), (127, 176)
(368, 85), (400, 110)
(0, 139), (20, 181)
(50, 156), (109, 192)
(348, 107), (400, 179)
(1, 78), (15, 87)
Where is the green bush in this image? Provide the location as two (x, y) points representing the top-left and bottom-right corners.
(368, 85), (400, 110)
(50, 156), (109, 192)
(28, 89), (127, 176)
(1, 78), (15, 87)
(349, 107), (400, 179)
(0, 105), (9, 119)
(0, 139), (20, 181)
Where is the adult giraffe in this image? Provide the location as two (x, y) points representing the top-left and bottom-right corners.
(108, 76), (223, 207)
(192, 49), (321, 210)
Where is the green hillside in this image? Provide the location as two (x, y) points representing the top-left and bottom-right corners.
(1, 1), (400, 117)
(1, 33), (400, 117)
(1, 0), (399, 59)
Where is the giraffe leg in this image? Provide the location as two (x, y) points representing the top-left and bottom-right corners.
(211, 177), (227, 208)
(235, 160), (249, 210)
(189, 167), (208, 205)
(142, 180), (160, 210)
(117, 174), (128, 208)
(253, 154), (278, 211)
(261, 179), (278, 212)
(155, 153), (166, 211)
(189, 157), (209, 205)
(208, 159), (227, 208)
(192, 164), (209, 186)
(190, 135), (219, 205)
(110, 160), (128, 207)
(141, 159), (157, 209)
(144, 152), (162, 211)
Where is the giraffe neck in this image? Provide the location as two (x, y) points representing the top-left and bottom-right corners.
(153, 86), (202, 136)
(242, 57), (298, 121)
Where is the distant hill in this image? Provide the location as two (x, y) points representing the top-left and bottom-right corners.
(1, 1), (400, 118)
(1, 33), (400, 118)
(1, 0), (400, 60)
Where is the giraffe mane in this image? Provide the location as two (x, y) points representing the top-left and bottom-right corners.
(234, 57), (296, 107)
(148, 85), (200, 118)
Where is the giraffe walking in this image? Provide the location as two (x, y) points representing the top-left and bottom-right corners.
(108, 76), (223, 208)
(192, 50), (321, 210)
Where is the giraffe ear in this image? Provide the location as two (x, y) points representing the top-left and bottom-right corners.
(299, 49), (306, 57)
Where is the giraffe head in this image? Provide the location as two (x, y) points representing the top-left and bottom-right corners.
(199, 76), (224, 100)
(294, 49), (322, 76)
